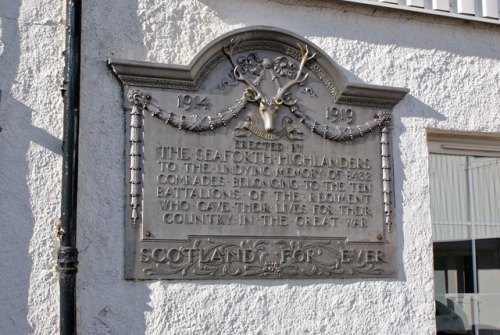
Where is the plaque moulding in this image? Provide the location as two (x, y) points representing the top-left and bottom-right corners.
(109, 26), (409, 280)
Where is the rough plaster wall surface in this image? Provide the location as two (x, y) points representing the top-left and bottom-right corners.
(0, 0), (64, 334)
(1, 0), (498, 333)
(77, 1), (499, 334)
(79, 1), (499, 334)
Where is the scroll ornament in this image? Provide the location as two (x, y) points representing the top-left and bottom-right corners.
(142, 238), (383, 278)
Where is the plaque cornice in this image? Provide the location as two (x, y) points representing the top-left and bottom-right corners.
(108, 26), (409, 107)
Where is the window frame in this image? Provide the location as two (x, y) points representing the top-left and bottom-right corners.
(427, 129), (500, 335)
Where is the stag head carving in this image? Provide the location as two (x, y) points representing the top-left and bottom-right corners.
(224, 40), (315, 133)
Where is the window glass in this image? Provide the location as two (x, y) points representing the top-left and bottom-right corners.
(433, 240), (473, 294)
(470, 157), (500, 236)
(429, 155), (470, 242)
(430, 152), (500, 335)
(435, 296), (472, 335)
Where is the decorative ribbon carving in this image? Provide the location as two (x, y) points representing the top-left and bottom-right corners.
(126, 37), (393, 143)
(234, 115), (304, 141)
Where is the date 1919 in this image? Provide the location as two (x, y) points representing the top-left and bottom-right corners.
(325, 107), (354, 124)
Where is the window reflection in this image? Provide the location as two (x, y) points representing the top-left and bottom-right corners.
(476, 238), (500, 294)
(434, 240), (473, 294)
(436, 299), (468, 335)
(430, 154), (500, 335)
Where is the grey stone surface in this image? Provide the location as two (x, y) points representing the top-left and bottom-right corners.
(111, 28), (404, 279)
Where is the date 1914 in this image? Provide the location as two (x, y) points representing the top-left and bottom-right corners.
(177, 94), (210, 110)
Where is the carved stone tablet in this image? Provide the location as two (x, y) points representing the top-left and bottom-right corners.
(109, 26), (408, 279)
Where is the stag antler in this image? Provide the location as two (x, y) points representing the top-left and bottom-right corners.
(274, 43), (316, 106)
(223, 38), (263, 102)
(221, 40), (315, 133)
(222, 38), (241, 68)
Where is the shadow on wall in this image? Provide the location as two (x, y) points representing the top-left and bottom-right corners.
(0, 1), (34, 332)
(0, 0), (61, 332)
(391, 95), (447, 282)
(75, 0), (152, 334)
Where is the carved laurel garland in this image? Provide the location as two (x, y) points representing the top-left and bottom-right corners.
(128, 89), (248, 132)
(289, 105), (390, 141)
(127, 89), (391, 142)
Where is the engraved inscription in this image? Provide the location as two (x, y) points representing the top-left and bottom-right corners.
(326, 107), (354, 124)
(113, 28), (400, 280)
(139, 238), (386, 277)
(151, 141), (376, 236)
(177, 94), (210, 110)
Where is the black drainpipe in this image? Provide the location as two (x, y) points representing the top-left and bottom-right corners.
(57, 0), (81, 334)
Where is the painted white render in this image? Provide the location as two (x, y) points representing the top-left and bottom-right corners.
(0, 0), (499, 334)
(0, 1), (64, 334)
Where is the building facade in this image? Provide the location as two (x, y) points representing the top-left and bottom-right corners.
(0, 0), (498, 334)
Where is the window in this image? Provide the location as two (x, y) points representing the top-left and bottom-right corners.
(428, 130), (500, 335)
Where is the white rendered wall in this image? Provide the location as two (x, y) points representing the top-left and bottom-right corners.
(1, 0), (499, 334)
(0, 0), (64, 334)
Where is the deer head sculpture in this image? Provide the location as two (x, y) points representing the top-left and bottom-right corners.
(224, 40), (315, 133)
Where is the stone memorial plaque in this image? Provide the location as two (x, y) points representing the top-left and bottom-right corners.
(109, 27), (408, 279)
